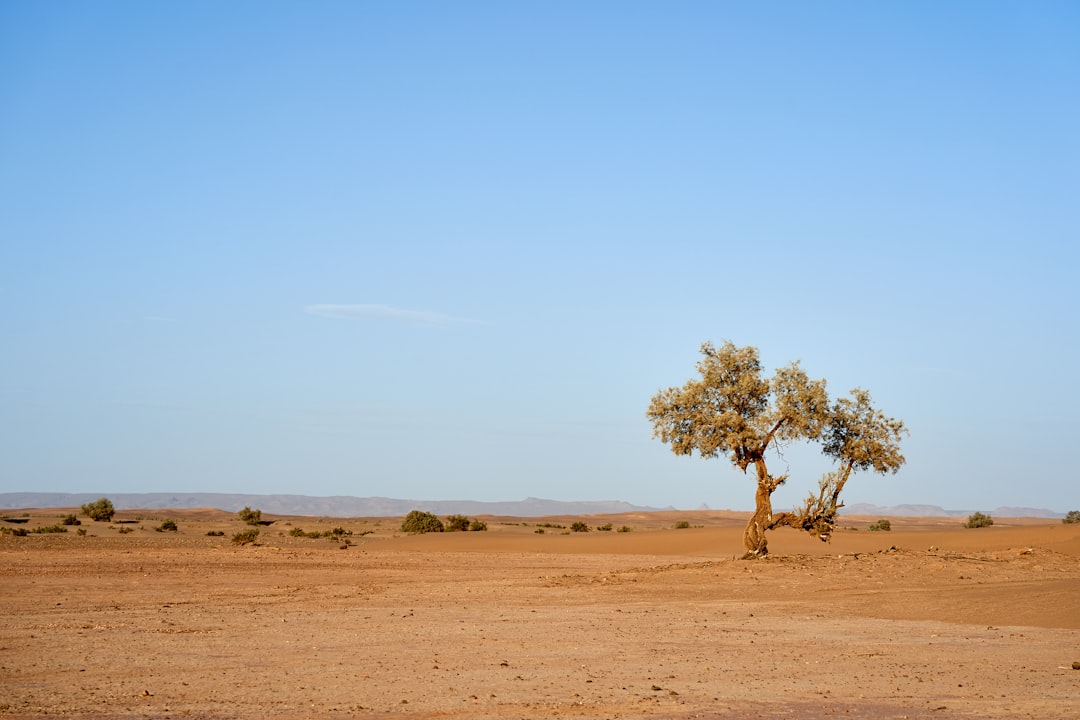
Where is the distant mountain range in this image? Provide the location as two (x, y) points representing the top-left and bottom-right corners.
(0, 492), (1066, 519)
(0, 492), (669, 517)
(841, 502), (1064, 519)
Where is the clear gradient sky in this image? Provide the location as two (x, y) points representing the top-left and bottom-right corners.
(2, 2), (1078, 512)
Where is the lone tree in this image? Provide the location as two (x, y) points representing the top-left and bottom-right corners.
(648, 341), (906, 557)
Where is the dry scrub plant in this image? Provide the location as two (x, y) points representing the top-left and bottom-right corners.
(81, 498), (115, 522)
(964, 512), (994, 528)
(401, 510), (444, 534)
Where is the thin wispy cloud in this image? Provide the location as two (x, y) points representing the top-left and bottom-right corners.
(305, 304), (488, 327)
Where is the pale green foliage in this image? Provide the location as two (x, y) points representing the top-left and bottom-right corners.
(401, 510), (444, 534)
(81, 497), (115, 522)
(446, 514), (470, 532)
(232, 528), (259, 545)
(238, 506), (262, 526)
(648, 341), (907, 554)
(868, 519), (891, 531)
(1064, 510), (1080, 524)
(964, 512), (993, 528)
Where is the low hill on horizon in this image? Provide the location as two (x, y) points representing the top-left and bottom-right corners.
(0, 492), (669, 518)
(0, 492), (1066, 519)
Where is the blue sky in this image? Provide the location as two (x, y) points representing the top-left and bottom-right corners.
(2, 2), (1077, 512)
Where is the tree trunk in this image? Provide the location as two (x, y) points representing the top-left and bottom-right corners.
(742, 460), (775, 557)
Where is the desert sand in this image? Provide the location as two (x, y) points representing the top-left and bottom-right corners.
(1, 507), (1078, 719)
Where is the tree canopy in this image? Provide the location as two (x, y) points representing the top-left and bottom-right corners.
(648, 341), (907, 556)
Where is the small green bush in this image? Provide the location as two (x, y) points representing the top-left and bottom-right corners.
(616, 525), (632, 533)
(1063, 510), (1080, 524)
(446, 514), (470, 532)
(232, 528), (260, 545)
(674, 520), (691, 529)
(238, 506), (262, 526)
(1, 526), (28, 536)
(116, 526), (134, 534)
(81, 498), (115, 522)
(596, 523), (613, 531)
(76, 527), (87, 536)
(964, 512), (994, 528)
(868, 519), (892, 532)
(400, 510), (444, 534)
(570, 521), (590, 532)
(156, 519), (178, 532)
(206, 530), (225, 537)
(31, 524), (68, 534)
(534, 528), (545, 534)
(61, 514), (81, 526)
(535, 522), (564, 529)
(469, 519), (488, 531)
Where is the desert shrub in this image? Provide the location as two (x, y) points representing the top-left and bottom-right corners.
(81, 497), (115, 522)
(0, 526), (28, 536)
(156, 519), (178, 532)
(31, 524), (68, 534)
(534, 528), (545, 534)
(76, 527), (87, 536)
(674, 520), (691, 529)
(1063, 510), (1080, 524)
(617, 525), (632, 533)
(116, 526), (134, 534)
(868, 519), (892, 532)
(446, 514), (470, 532)
(401, 510), (444, 534)
(570, 521), (590, 532)
(964, 512), (994, 528)
(238, 506), (262, 526)
(597, 523), (613, 531)
(232, 528), (259, 545)
(206, 530), (225, 537)
(535, 522), (564, 529)
(61, 514), (81, 526)
(469, 519), (488, 531)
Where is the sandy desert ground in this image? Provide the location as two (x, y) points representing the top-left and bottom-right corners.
(1, 507), (1078, 719)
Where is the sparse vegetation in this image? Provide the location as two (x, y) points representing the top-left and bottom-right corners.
(81, 497), (116, 522)
(156, 519), (178, 532)
(232, 528), (260, 545)
(534, 528), (545, 534)
(76, 527), (87, 536)
(446, 514), (470, 532)
(117, 526), (134, 534)
(1064, 510), (1080, 524)
(535, 522), (565, 529)
(206, 530), (225, 537)
(597, 523), (613, 531)
(868, 519), (892, 532)
(0, 526), (28, 536)
(964, 512), (994, 529)
(61, 514), (81, 526)
(617, 525), (632, 533)
(238, 506), (262, 526)
(469, 519), (488, 531)
(570, 521), (590, 532)
(674, 520), (691, 529)
(31, 524), (68, 533)
(400, 510), (444, 534)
